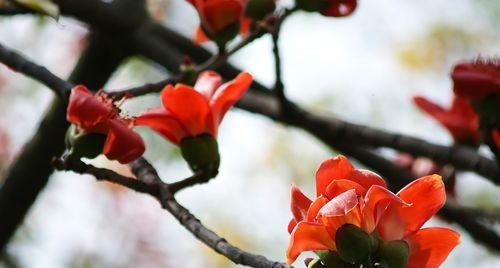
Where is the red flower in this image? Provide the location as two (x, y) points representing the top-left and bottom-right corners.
(188, 0), (249, 44)
(135, 71), (253, 144)
(413, 96), (481, 145)
(451, 59), (500, 100)
(67, 86), (145, 164)
(321, 0), (358, 17)
(287, 155), (460, 267)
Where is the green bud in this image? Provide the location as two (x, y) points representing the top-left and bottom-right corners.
(335, 224), (372, 265)
(180, 134), (220, 175)
(245, 0), (276, 20)
(374, 240), (409, 268)
(65, 125), (107, 160)
(307, 258), (326, 268)
(203, 22), (241, 51)
(316, 250), (356, 268)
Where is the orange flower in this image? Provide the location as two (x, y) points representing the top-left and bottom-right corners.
(135, 71), (253, 144)
(413, 96), (481, 145)
(452, 59), (500, 100)
(66, 86), (145, 164)
(287, 155), (460, 268)
(188, 0), (249, 44)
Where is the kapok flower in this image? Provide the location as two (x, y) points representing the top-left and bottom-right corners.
(135, 71), (252, 173)
(295, 0), (357, 18)
(287, 155), (460, 268)
(413, 96), (481, 146)
(188, 0), (249, 45)
(452, 58), (500, 100)
(66, 86), (145, 164)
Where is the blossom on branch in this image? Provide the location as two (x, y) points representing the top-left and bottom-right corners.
(136, 71), (252, 173)
(287, 155), (460, 268)
(413, 96), (481, 146)
(66, 86), (145, 164)
(188, 0), (251, 46)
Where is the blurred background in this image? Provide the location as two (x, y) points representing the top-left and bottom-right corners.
(0, 0), (499, 267)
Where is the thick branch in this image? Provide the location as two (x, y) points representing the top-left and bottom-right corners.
(55, 157), (292, 268)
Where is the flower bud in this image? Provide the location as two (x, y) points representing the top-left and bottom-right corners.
(180, 133), (220, 175)
(374, 240), (409, 268)
(245, 0), (276, 20)
(203, 22), (241, 50)
(335, 224), (372, 264)
(65, 125), (107, 160)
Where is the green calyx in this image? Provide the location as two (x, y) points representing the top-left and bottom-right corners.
(315, 250), (357, 268)
(307, 258), (326, 268)
(245, 0), (276, 20)
(335, 224), (373, 265)
(180, 134), (220, 175)
(65, 124), (107, 160)
(202, 22), (240, 52)
(373, 240), (409, 268)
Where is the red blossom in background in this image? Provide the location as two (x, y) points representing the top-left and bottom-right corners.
(135, 71), (252, 144)
(188, 0), (249, 44)
(67, 86), (145, 164)
(287, 155), (460, 267)
(493, 129), (500, 149)
(413, 96), (481, 145)
(452, 59), (500, 100)
(321, 0), (358, 17)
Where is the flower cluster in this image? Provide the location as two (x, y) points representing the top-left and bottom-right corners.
(65, 71), (252, 172)
(287, 155), (460, 267)
(414, 58), (500, 150)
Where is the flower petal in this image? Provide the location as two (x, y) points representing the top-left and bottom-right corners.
(349, 169), (387, 192)
(361, 185), (408, 233)
(194, 71), (223, 100)
(135, 108), (188, 145)
(209, 72), (253, 129)
(378, 175), (446, 241)
(103, 119), (145, 164)
(291, 184), (312, 222)
(306, 196), (329, 222)
(194, 26), (209, 44)
(315, 155), (354, 196)
(161, 84), (212, 136)
(319, 189), (359, 218)
(286, 221), (335, 264)
(405, 227), (460, 268)
(325, 179), (367, 198)
(67, 85), (111, 130)
(202, 0), (244, 33)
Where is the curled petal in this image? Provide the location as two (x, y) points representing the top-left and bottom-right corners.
(161, 84), (212, 136)
(67, 85), (111, 130)
(103, 119), (145, 164)
(319, 189), (359, 217)
(315, 155), (354, 196)
(361, 185), (408, 233)
(325, 179), (367, 198)
(378, 175), (446, 241)
(286, 222), (335, 264)
(349, 169), (387, 192)
(306, 196), (329, 222)
(405, 227), (460, 268)
(288, 218), (298, 234)
(194, 71), (223, 100)
(210, 72), (253, 130)
(135, 108), (189, 145)
(291, 184), (312, 222)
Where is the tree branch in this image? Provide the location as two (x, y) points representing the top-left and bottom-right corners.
(54, 157), (293, 268)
